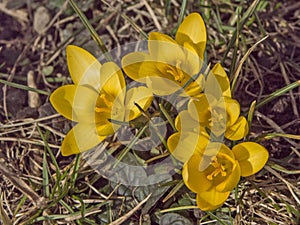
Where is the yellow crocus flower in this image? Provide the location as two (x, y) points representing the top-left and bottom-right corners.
(50, 45), (152, 156)
(182, 142), (269, 211)
(188, 94), (249, 140)
(122, 13), (206, 96)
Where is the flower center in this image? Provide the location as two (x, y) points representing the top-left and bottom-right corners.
(208, 107), (226, 130)
(95, 92), (120, 117)
(206, 156), (227, 180)
(166, 60), (185, 83)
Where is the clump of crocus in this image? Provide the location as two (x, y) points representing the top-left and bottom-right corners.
(50, 46), (152, 156)
(182, 142), (269, 211)
(50, 10), (270, 214)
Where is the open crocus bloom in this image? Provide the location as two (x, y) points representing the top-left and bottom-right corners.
(122, 13), (206, 96)
(182, 142), (269, 211)
(50, 45), (153, 156)
(188, 93), (249, 140)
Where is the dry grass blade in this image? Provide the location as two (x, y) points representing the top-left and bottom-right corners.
(0, 194), (12, 225)
(109, 194), (151, 225)
(265, 165), (300, 205)
(279, 62), (299, 117)
(231, 35), (269, 94)
(0, 114), (60, 129)
(101, 0), (148, 39)
(255, 111), (300, 157)
(0, 160), (46, 208)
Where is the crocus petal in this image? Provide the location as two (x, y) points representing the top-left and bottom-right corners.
(188, 94), (210, 124)
(168, 131), (207, 162)
(124, 86), (153, 121)
(216, 160), (240, 192)
(222, 97), (240, 128)
(213, 64), (231, 97)
(100, 62), (126, 99)
(95, 121), (117, 136)
(182, 153), (213, 193)
(211, 63), (231, 97)
(50, 84), (100, 123)
(181, 41), (201, 76)
(122, 52), (160, 82)
(175, 13), (206, 58)
(232, 142), (269, 177)
(61, 123), (106, 156)
(145, 76), (182, 96)
(50, 85), (77, 121)
(225, 116), (249, 140)
(149, 32), (185, 64)
(196, 188), (230, 211)
(71, 85), (99, 122)
(174, 110), (200, 132)
(67, 45), (101, 87)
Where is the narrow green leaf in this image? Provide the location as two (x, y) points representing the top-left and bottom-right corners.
(246, 100), (256, 137)
(258, 132), (300, 141)
(255, 80), (300, 110)
(13, 195), (27, 216)
(114, 124), (148, 167)
(42, 149), (50, 198)
(70, 154), (81, 190)
(68, 0), (112, 61)
(171, 0), (188, 35)
(221, 0), (260, 65)
(159, 103), (176, 132)
(268, 162), (300, 175)
(0, 78), (50, 95)
(162, 180), (184, 203)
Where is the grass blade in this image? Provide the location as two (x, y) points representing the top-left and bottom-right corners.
(246, 100), (256, 137)
(0, 78), (50, 95)
(0, 194), (12, 225)
(171, 0), (188, 35)
(42, 149), (50, 198)
(254, 80), (300, 110)
(221, 0), (260, 65)
(101, 0), (148, 39)
(68, 0), (112, 61)
(231, 35), (269, 94)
